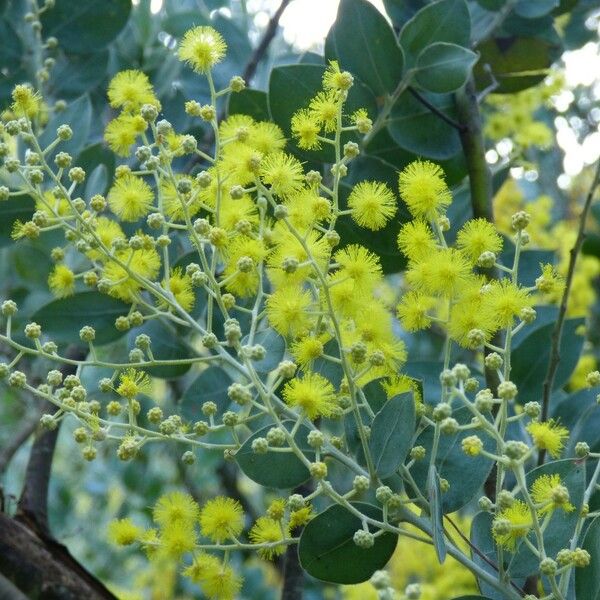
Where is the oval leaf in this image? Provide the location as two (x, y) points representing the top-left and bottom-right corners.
(415, 42), (478, 93)
(428, 465), (447, 563)
(235, 421), (315, 489)
(32, 291), (129, 346)
(399, 0), (471, 67)
(180, 367), (233, 421)
(576, 515), (600, 600)
(369, 393), (416, 478)
(326, 0), (404, 95)
(299, 502), (398, 584)
(41, 0), (131, 54)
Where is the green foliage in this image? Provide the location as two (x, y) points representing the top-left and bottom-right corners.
(298, 502), (398, 584)
(577, 516), (600, 600)
(235, 421), (315, 489)
(369, 393), (415, 478)
(326, 0), (404, 96)
(33, 292), (129, 345)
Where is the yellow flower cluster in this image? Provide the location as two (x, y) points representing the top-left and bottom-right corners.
(396, 171), (533, 348)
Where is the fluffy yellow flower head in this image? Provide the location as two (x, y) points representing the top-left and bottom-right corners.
(178, 26), (227, 73)
(199, 496), (244, 542)
(291, 109), (321, 150)
(397, 219), (438, 263)
(107, 174), (154, 222)
(282, 372), (337, 419)
(291, 336), (325, 367)
(335, 244), (383, 291)
(153, 491), (200, 528)
(482, 279), (531, 330)
(102, 246), (161, 302)
(160, 521), (197, 559)
(116, 368), (151, 400)
(309, 91), (341, 132)
(347, 181), (397, 231)
(107, 70), (159, 111)
(530, 473), (574, 516)
(249, 516), (288, 559)
(184, 553), (242, 600)
(48, 264), (75, 298)
(259, 152), (305, 197)
(526, 420), (569, 458)
(104, 113), (148, 156)
(322, 60), (353, 91)
(266, 286), (313, 338)
(493, 499), (532, 550)
(107, 518), (143, 546)
(456, 218), (503, 263)
(162, 268), (195, 312)
(398, 160), (452, 219)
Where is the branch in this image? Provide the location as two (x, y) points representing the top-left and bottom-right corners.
(0, 413), (39, 474)
(409, 86), (466, 132)
(16, 347), (86, 536)
(539, 160), (600, 464)
(0, 513), (116, 599)
(281, 481), (311, 600)
(242, 0), (291, 84)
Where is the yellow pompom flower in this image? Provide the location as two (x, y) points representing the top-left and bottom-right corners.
(259, 152), (305, 197)
(48, 264), (75, 297)
(456, 218), (503, 263)
(116, 368), (151, 399)
(335, 244), (383, 291)
(419, 248), (472, 296)
(309, 91), (341, 132)
(153, 491), (200, 527)
(104, 113), (148, 156)
(289, 506), (314, 529)
(178, 26), (227, 73)
(291, 336), (325, 367)
(107, 70), (159, 111)
(218, 114), (255, 142)
(347, 181), (397, 231)
(86, 217), (124, 262)
(284, 189), (331, 231)
(482, 279), (531, 330)
(199, 497), (244, 543)
(535, 263), (565, 297)
(102, 246), (161, 302)
(184, 553), (243, 600)
(291, 109), (321, 150)
(107, 174), (154, 222)
(526, 420), (569, 458)
(160, 521), (197, 559)
(322, 60), (353, 91)
(397, 291), (436, 332)
(162, 268), (195, 312)
(396, 219), (438, 262)
(11, 84), (42, 118)
(398, 160), (452, 219)
(222, 236), (268, 297)
(492, 500), (532, 550)
(160, 176), (203, 222)
(266, 286), (314, 338)
(248, 122), (286, 155)
(530, 474), (574, 516)
(107, 518), (143, 546)
(282, 372), (337, 419)
(249, 516), (288, 559)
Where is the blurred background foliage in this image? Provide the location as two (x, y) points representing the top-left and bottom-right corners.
(2, 0), (600, 598)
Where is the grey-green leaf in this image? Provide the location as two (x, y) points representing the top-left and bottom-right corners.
(415, 42), (478, 93)
(32, 292), (129, 346)
(428, 465), (447, 563)
(399, 0), (471, 67)
(576, 516), (600, 600)
(326, 0), (404, 95)
(369, 393), (415, 478)
(298, 502), (398, 584)
(235, 421), (315, 489)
